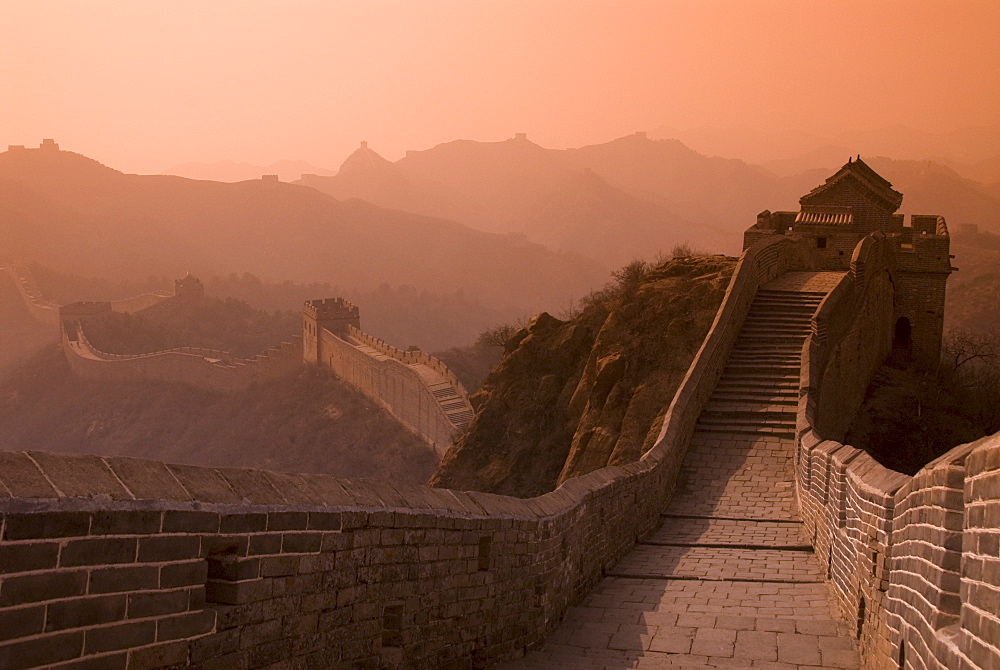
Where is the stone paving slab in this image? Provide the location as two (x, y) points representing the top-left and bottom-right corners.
(612, 546), (823, 582)
(762, 271), (847, 293)
(647, 518), (807, 548)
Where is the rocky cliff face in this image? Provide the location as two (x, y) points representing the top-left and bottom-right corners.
(431, 255), (735, 497)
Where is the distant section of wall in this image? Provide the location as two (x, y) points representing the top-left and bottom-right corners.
(315, 324), (470, 456)
(109, 291), (174, 314)
(0, 264), (60, 327)
(348, 326), (470, 400)
(63, 325), (303, 393)
(796, 232), (1000, 670)
(0, 234), (823, 669)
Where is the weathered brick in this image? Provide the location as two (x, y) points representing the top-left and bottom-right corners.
(190, 628), (240, 662)
(208, 555), (260, 581)
(260, 555), (299, 578)
(48, 652), (129, 670)
(84, 620), (156, 654)
(282, 532), (321, 553)
(308, 511), (343, 531)
(247, 533), (283, 556)
(162, 510), (220, 534)
(3, 512), (90, 541)
(46, 593), (127, 631)
(0, 569), (88, 606)
(0, 604), (45, 641)
(90, 511), (162, 536)
(0, 630), (83, 670)
(125, 639), (189, 670)
(0, 540), (59, 574)
(160, 560), (208, 588)
(127, 589), (190, 618)
(205, 577), (272, 605)
(220, 514), (267, 534)
(60, 537), (137, 566)
(267, 511), (308, 531)
(156, 609), (216, 642)
(89, 565), (159, 594)
(137, 535), (200, 562)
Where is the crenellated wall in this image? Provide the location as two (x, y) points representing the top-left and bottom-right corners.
(63, 325), (303, 394)
(796, 232), (1000, 670)
(0, 234), (819, 669)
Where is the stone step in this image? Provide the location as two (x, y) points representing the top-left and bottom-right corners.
(717, 373), (799, 385)
(694, 424), (796, 439)
(697, 416), (796, 431)
(701, 407), (797, 422)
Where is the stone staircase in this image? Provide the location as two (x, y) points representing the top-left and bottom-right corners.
(696, 287), (823, 441)
(503, 271), (856, 669)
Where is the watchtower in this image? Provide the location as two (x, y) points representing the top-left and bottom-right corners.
(302, 298), (360, 364)
(743, 157), (955, 360)
(174, 274), (204, 301)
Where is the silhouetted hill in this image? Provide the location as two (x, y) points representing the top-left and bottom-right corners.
(654, 123), (1000, 166)
(0, 346), (437, 482)
(299, 135), (754, 261)
(947, 236), (1000, 334)
(164, 159), (336, 182)
(0, 145), (605, 317)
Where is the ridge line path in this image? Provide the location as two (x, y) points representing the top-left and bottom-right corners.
(502, 271), (859, 669)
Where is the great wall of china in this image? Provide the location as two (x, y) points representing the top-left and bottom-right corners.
(2, 266), (472, 453)
(0, 161), (996, 669)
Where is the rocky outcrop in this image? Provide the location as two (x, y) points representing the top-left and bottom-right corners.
(431, 255), (736, 497)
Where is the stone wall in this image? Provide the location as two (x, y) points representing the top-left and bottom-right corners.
(347, 326), (470, 400)
(316, 326), (462, 456)
(796, 232), (1000, 670)
(0, 264), (60, 327)
(0, 234), (818, 669)
(63, 325), (303, 394)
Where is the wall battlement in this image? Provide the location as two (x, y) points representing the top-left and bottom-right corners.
(63, 324), (303, 393)
(793, 232), (999, 670)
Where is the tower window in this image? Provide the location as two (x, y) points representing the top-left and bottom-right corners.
(817, 237), (828, 249)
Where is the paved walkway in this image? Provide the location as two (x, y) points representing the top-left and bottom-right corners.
(502, 272), (857, 669)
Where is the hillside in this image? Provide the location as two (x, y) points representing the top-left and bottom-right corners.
(0, 345), (437, 483)
(0, 273), (55, 375)
(947, 235), (1000, 334)
(0, 145), (605, 318)
(431, 255), (736, 497)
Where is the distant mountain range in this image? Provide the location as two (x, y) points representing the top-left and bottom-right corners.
(296, 131), (1000, 263)
(0, 146), (605, 322)
(4, 129), (997, 347)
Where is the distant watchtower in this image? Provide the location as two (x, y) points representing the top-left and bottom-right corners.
(743, 157), (955, 360)
(174, 274), (204, 301)
(302, 298), (360, 364)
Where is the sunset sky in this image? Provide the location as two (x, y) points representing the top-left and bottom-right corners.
(2, 0), (997, 173)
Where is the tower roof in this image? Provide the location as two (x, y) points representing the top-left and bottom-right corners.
(800, 157), (903, 213)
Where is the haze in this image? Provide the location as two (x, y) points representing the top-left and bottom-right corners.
(2, 0), (998, 174)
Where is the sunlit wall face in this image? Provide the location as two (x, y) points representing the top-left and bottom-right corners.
(2, 0), (997, 172)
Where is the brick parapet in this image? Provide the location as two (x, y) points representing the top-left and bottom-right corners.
(63, 325), (303, 393)
(796, 232), (1000, 669)
(315, 327), (466, 456)
(347, 325), (471, 399)
(0, 234), (821, 668)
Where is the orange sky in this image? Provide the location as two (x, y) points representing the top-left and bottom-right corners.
(2, 0), (997, 173)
